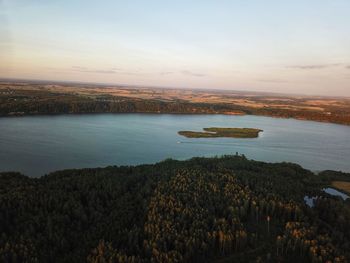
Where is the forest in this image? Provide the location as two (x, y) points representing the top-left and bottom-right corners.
(1, 155), (349, 262)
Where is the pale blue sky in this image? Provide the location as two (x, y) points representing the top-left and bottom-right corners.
(1, 0), (350, 96)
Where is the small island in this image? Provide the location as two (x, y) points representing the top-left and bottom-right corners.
(178, 127), (263, 138)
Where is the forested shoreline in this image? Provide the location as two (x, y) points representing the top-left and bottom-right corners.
(1, 83), (350, 125)
(2, 97), (349, 125)
(1, 156), (349, 262)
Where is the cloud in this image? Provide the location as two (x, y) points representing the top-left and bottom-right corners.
(70, 67), (207, 77)
(160, 71), (174, 76)
(256, 78), (289, 83)
(180, 70), (206, 77)
(71, 66), (142, 75)
(72, 66), (118, 74)
(286, 63), (341, 70)
(159, 70), (207, 77)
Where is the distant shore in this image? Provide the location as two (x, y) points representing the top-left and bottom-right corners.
(1, 81), (350, 126)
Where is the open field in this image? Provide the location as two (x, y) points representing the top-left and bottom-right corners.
(1, 80), (350, 125)
(332, 181), (350, 194)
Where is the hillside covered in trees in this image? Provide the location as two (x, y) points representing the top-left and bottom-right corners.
(1, 156), (350, 262)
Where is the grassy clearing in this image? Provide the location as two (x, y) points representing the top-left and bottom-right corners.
(331, 181), (350, 194)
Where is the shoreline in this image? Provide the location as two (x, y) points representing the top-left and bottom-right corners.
(1, 155), (349, 178)
(1, 111), (350, 127)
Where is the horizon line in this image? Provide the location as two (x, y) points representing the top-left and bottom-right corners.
(0, 77), (349, 99)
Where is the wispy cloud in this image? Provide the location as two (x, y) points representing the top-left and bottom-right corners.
(159, 70), (207, 77)
(180, 70), (206, 77)
(72, 66), (118, 74)
(256, 78), (289, 83)
(71, 66), (143, 75)
(160, 71), (174, 76)
(286, 63), (342, 70)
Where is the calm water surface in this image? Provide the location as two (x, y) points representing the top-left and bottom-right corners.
(0, 114), (350, 177)
(323, 188), (349, 200)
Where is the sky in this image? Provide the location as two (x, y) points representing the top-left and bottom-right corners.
(0, 0), (349, 96)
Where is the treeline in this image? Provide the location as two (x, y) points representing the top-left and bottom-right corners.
(0, 156), (350, 262)
(0, 93), (234, 115)
(1, 90), (350, 125)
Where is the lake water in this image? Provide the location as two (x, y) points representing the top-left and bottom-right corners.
(323, 188), (349, 200)
(304, 187), (349, 207)
(1, 114), (350, 177)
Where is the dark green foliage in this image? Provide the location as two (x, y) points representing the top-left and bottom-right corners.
(0, 156), (349, 262)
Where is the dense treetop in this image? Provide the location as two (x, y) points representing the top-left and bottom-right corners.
(0, 155), (349, 262)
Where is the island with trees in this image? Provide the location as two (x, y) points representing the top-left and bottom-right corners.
(178, 127), (263, 138)
(1, 155), (350, 262)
